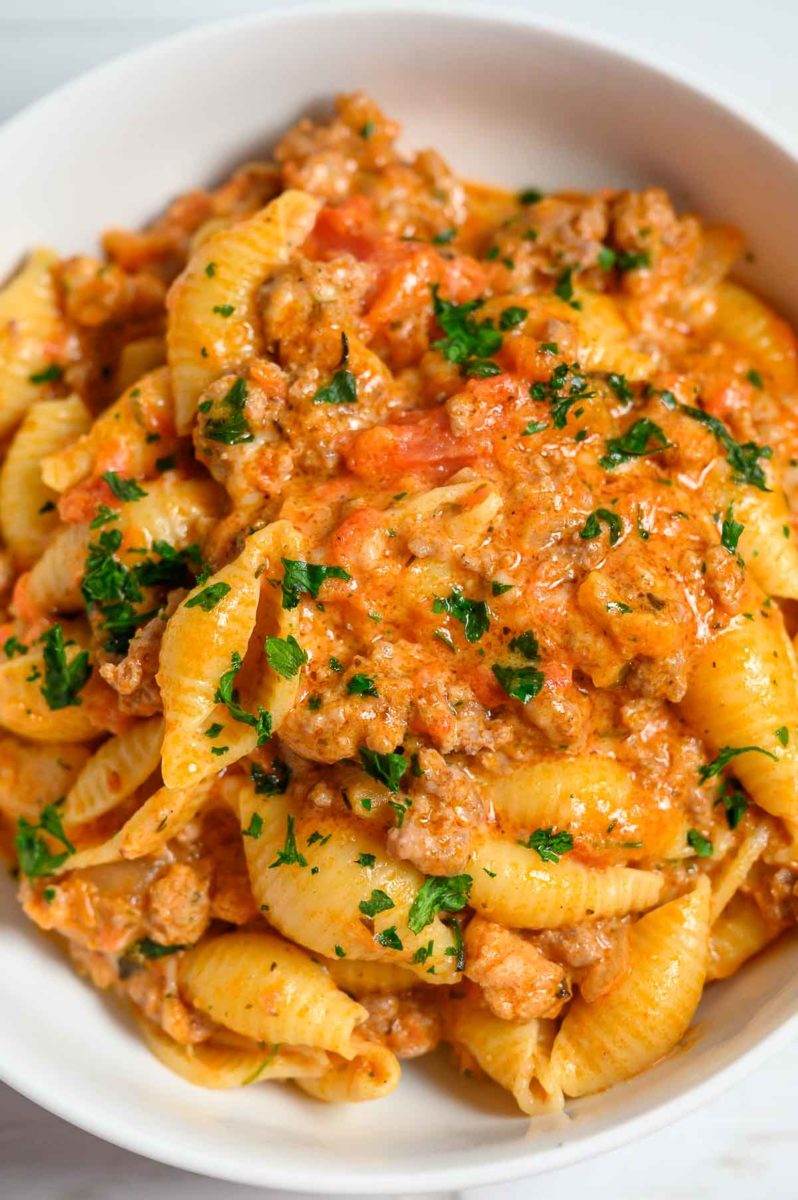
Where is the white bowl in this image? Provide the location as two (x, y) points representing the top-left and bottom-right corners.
(1, 3), (797, 1192)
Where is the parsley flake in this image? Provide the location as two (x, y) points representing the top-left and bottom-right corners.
(14, 803), (75, 877)
(579, 508), (623, 546)
(492, 663), (544, 703)
(687, 828), (714, 857)
(242, 812), (264, 840)
(359, 747), (408, 793)
(408, 874), (472, 934)
(185, 581), (231, 612)
(313, 332), (358, 405)
(250, 759), (292, 795)
(102, 471), (147, 502)
(347, 673), (378, 697)
(600, 419), (671, 469)
(699, 744), (778, 782)
(280, 558), (351, 609)
(264, 635), (308, 679)
(268, 815), (307, 869)
(203, 377), (253, 445)
(39, 625), (91, 710)
(432, 586), (490, 643)
(518, 827), (573, 863)
(359, 888), (395, 918)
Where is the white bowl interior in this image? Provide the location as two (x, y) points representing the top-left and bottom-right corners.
(1, 5), (797, 1192)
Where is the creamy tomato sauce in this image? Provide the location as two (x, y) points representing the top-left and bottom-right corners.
(3, 92), (797, 1102)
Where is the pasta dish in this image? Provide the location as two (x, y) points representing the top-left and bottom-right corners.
(1, 93), (797, 1113)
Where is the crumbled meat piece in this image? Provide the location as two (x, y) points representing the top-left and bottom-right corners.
(360, 991), (441, 1058)
(146, 862), (211, 947)
(464, 916), (571, 1021)
(387, 747), (485, 875)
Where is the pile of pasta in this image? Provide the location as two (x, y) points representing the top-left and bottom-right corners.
(0, 92), (797, 1114)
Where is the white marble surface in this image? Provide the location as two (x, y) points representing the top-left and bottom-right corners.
(1, 1), (797, 1196)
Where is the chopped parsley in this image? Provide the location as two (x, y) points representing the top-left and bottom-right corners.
(347, 673), (378, 697)
(613, 249), (651, 271)
(155, 455), (176, 473)
(203, 377), (253, 445)
(214, 652), (272, 744)
(250, 759), (292, 795)
(280, 558), (351, 609)
(746, 368), (764, 389)
(430, 284), (503, 378)
(776, 726), (790, 748)
(334, 944), (346, 957)
(82, 531), (197, 654)
(579, 508), (623, 546)
(491, 581), (514, 596)
(185, 581), (231, 612)
(554, 267), (581, 309)
(432, 586), (490, 643)
(529, 362), (594, 428)
(268, 815), (307, 869)
(357, 853), (376, 868)
(518, 827), (574, 863)
(205, 261), (217, 278)
(101, 471), (148, 502)
(89, 504), (118, 530)
(600, 419), (671, 469)
(499, 306), (527, 331)
(522, 419), (548, 436)
(242, 812), (264, 840)
(39, 625), (91, 710)
(264, 635), (308, 679)
(359, 747), (408, 793)
(204, 723), (224, 738)
(14, 803), (75, 877)
(3, 636), (27, 658)
(407, 874), (472, 934)
(431, 228), (457, 244)
(508, 631), (539, 660)
(374, 926), (403, 951)
(687, 829), (714, 857)
(519, 188), (543, 204)
(412, 939), (434, 965)
(715, 781), (748, 830)
(128, 937), (186, 959)
(29, 363), (63, 384)
(720, 504), (744, 557)
(698, 744), (778, 783)
(606, 601), (633, 614)
(492, 663), (544, 703)
(607, 373), (633, 404)
(679, 403), (772, 491)
(212, 304), (235, 317)
(312, 332), (358, 405)
(358, 888), (395, 917)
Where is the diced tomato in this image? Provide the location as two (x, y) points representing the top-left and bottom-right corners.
(344, 408), (485, 481)
(58, 478), (118, 525)
(306, 197), (378, 260)
(328, 506), (390, 574)
(462, 663), (506, 708)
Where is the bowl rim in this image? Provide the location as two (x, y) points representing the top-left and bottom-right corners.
(1, 1), (798, 1191)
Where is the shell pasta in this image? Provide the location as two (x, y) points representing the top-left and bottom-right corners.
(1, 91), (796, 1118)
